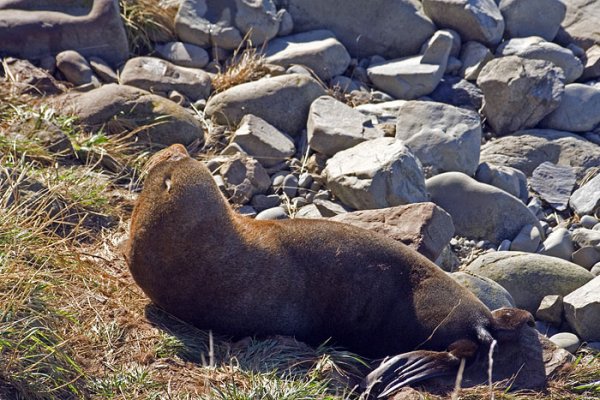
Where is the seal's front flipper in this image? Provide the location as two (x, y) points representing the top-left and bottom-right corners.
(362, 340), (479, 398)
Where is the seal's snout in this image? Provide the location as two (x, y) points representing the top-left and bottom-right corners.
(143, 144), (190, 176)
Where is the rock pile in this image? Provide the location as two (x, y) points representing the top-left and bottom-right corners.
(3, 0), (600, 358)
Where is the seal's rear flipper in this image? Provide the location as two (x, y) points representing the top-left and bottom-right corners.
(362, 340), (479, 398)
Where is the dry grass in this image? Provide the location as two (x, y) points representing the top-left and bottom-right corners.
(211, 45), (271, 93)
(119, 0), (178, 56)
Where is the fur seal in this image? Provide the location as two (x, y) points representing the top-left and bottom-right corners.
(126, 144), (536, 397)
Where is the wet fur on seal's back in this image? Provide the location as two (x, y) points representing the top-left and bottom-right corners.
(126, 151), (495, 358)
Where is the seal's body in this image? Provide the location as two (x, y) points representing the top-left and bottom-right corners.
(126, 145), (535, 395)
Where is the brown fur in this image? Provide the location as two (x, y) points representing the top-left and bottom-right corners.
(126, 145), (510, 358)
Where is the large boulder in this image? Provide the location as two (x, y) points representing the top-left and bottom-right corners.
(286, 0), (436, 59)
(323, 137), (428, 210)
(540, 84), (600, 133)
(205, 74), (325, 136)
(307, 96), (382, 156)
(426, 172), (542, 245)
(557, 0), (600, 50)
(120, 57), (212, 101)
(465, 251), (594, 313)
(479, 129), (600, 179)
(498, 0), (565, 41)
(563, 276), (600, 341)
(422, 0), (504, 46)
(476, 56), (564, 136)
(0, 0), (128, 66)
(451, 272), (516, 311)
(330, 202), (454, 261)
(175, 0), (280, 50)
(60, 84), (204, 146)
(394, 101), (482, 177)
(264, 30), (351, 81)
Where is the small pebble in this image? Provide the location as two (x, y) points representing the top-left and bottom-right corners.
(238, 205), (257, 217)
(282, 174), (299, 198)
(581, 215), (599, 229)
(549, 332), (581, 353)
(498, 239), (511, 251)
(255, 207), (289, 220)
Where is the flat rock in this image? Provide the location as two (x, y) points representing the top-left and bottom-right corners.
(426, 172), (542, 245)
(451, 271), (516, 311)
(221, 155), (271, 205)
(557, 0), (600, 51)
(540, 84), (600, 132)
(323, 137), (427, 210)
(0, 0), (128, 66)
(307, 95), (383, 156)
(529, 162), (576, 211)
(394, 101), (482, 177)
(264, 29), (351, 81)
(539, 228), (573, 261)
(476, 56), (564, 136)
(286, 0), (435, 59)
(564, 276), (600, 341)
(205, 74), (325, 136)
(497, 37), (583, 83)
(499, 0), (565, 41)
(570, 174), (600, 216)
(154, 41), (210, 69)
(120, 57), (211, 101)
(465, 251), (594, 313)
(175, 0), (279, 50)
(59, 84), (203, 146)
(367, 30), (453, 100)
(231, 115), (295, 167)
(422, 0), (504, 46)
(479, 129), (600, 180)
(549, 332), (580, 353)
(330, 202), (454, 261)
(475, 162), (528, 202)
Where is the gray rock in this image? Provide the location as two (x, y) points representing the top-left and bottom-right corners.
(476, 56), (564, 136)
(498, 0), (565, 41)
(564, 276), (600, 341)
(367, 30), (453, 100)
(0, 0), (129, 67)
(429, 76), (483, 110)
(154, 41), (210, 69)
(175, 0), (279, 50)
(536, 295), (564, 326)
(394, 101), (482, 177)
(465, 251), (594, 313)
(255, 206), (288, 220)
(312, 198), (350, 217)
(238, 205), (257, 217)
(435, 245), (460, 272)
(323, 137), (427, 210)
(295, 204), (322, 219)
(282, 174), (298, 198)
(459, 41), (494, 81)
(221, 155), (271, 205)
(572, 247), (600, 270)
(570, 174), (600, 216)
(581, 45), (600, 80)
(2, 57), (64, 95)
(307, 96), (383, 156)
(422, 0), (504, 46)
(496, 37), (583, 83)
(88, 56), (118, 84)
(557, 0), (600, 51)
(498, 239), (511, 251)
(205, 74), (325, 136)
(231, 114), (295, 167)
(330, 202), (454, 261)
(264, 29), (351, 81)
(539, 228), (573, 261)
(581, 215), (599, 230)
(451, 271), (516, 311)
(479, 129), (600, 180)
(426, 172), (542, 245)
(572, 228), (600, 249)
(475, 162), (528, 203)
(540, 84), (600, 133)
(250, 194), (280, 211)
(420, 29), (462, 58)
(277, 8), (293, 36)
(55, 50), (97, 86)
(286, 0), (435, 59)
(60, 84), (203, 146)
(591, 263), (600, 276)
(510, 224), (542, 253)
(120, 57), (211, 101)
(529, 162), (576, 211)
(355, 100), (408, 125)
(549, 332), (580, 354)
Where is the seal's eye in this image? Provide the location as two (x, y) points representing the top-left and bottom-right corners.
(165, 178), (172, 192)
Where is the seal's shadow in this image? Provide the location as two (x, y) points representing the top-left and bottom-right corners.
(144, 303), (368, 383)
